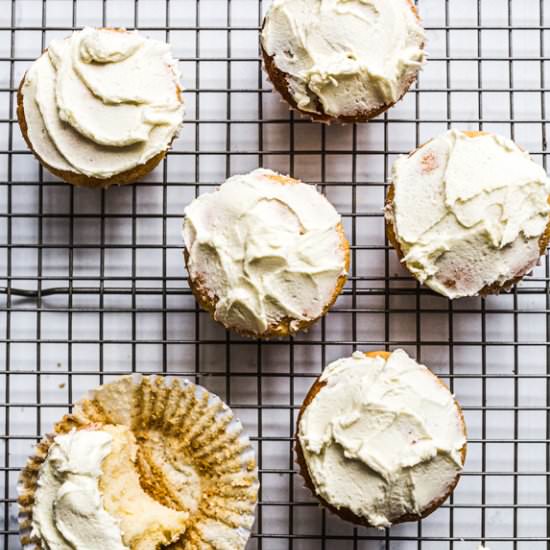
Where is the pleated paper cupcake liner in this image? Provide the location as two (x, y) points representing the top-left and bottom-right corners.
(18, 374), (259, 550)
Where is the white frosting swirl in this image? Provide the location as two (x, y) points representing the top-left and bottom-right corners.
(298, 350), (466, 528)
(388, 130), (550, 298)
(31, 430), (127, 550)
(261, 0), (425, 118)
(183, 168), (348, 336)
(21, 27), (184, 179)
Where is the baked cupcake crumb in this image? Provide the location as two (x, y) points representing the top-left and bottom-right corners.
(18, 375), (258, 550)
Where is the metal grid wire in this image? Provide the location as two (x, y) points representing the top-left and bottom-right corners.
(1, 0), (549, 548)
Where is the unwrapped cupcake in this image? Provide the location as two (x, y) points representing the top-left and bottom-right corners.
(19, 375), (258, 549)
(261, 0), (426, 123)
(183, 168), (350, 338)
(385, 130), (550, 299)
(18, 27), (184, 188)
(296, 350), (467, 528)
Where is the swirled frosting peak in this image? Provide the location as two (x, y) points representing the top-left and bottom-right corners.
(183, 169), (348, 336)
(298, 350), (466, 528)
(388, 130), (550, 298)
(261, 0), (425, 118)
(21, 27), (184, 180)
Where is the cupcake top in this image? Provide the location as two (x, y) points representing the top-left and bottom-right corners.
(298, 350), (466, 528)
(183, 168), (348, 337)
(261, 0), (425, 120)
(31, 425), (188, 549)
(21, 27), (184, 180)
(387, 130), (550, 298)
(19, 375), (259, 550)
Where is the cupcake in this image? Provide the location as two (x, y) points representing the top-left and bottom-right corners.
(385, 130), (550, 299)
(295, 350), (467, 529)
(17, 27), (184, 188)
(183, 168), (350, 339)
(19, 375), (259, 549)
(260, 0), (426, 123)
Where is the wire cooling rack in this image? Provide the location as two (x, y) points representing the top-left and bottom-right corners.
(1, 0), (549, 548)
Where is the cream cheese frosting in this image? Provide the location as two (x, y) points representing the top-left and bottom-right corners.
(388, 130), (550, 298)
(298, 350), (466, 528)
(183, 168), (348, 336)
(21, 27), (184, 179)
(261, 0), (425, 119)
(30, 425), (189, 550)
(31, 429), (127, 550)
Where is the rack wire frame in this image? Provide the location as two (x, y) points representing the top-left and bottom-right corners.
(1, 0), (550, 548)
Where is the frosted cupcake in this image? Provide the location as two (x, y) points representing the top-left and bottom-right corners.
(385, 130), (550, 299)
(183, 168), (350, 338)
(19, 375), (258, 549)
(296, 350), (467, 528)
(18, 27), (184, 188)
(261, 0), (426, 123)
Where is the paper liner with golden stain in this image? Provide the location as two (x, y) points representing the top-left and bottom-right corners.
(260, 0), (424, 124)
(17, 28), (183, 189)
(385, 131), (550, 297)
(294, 351), (468, 528)
(184, 173), (350, 339)
(18, 375), (259, 550)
